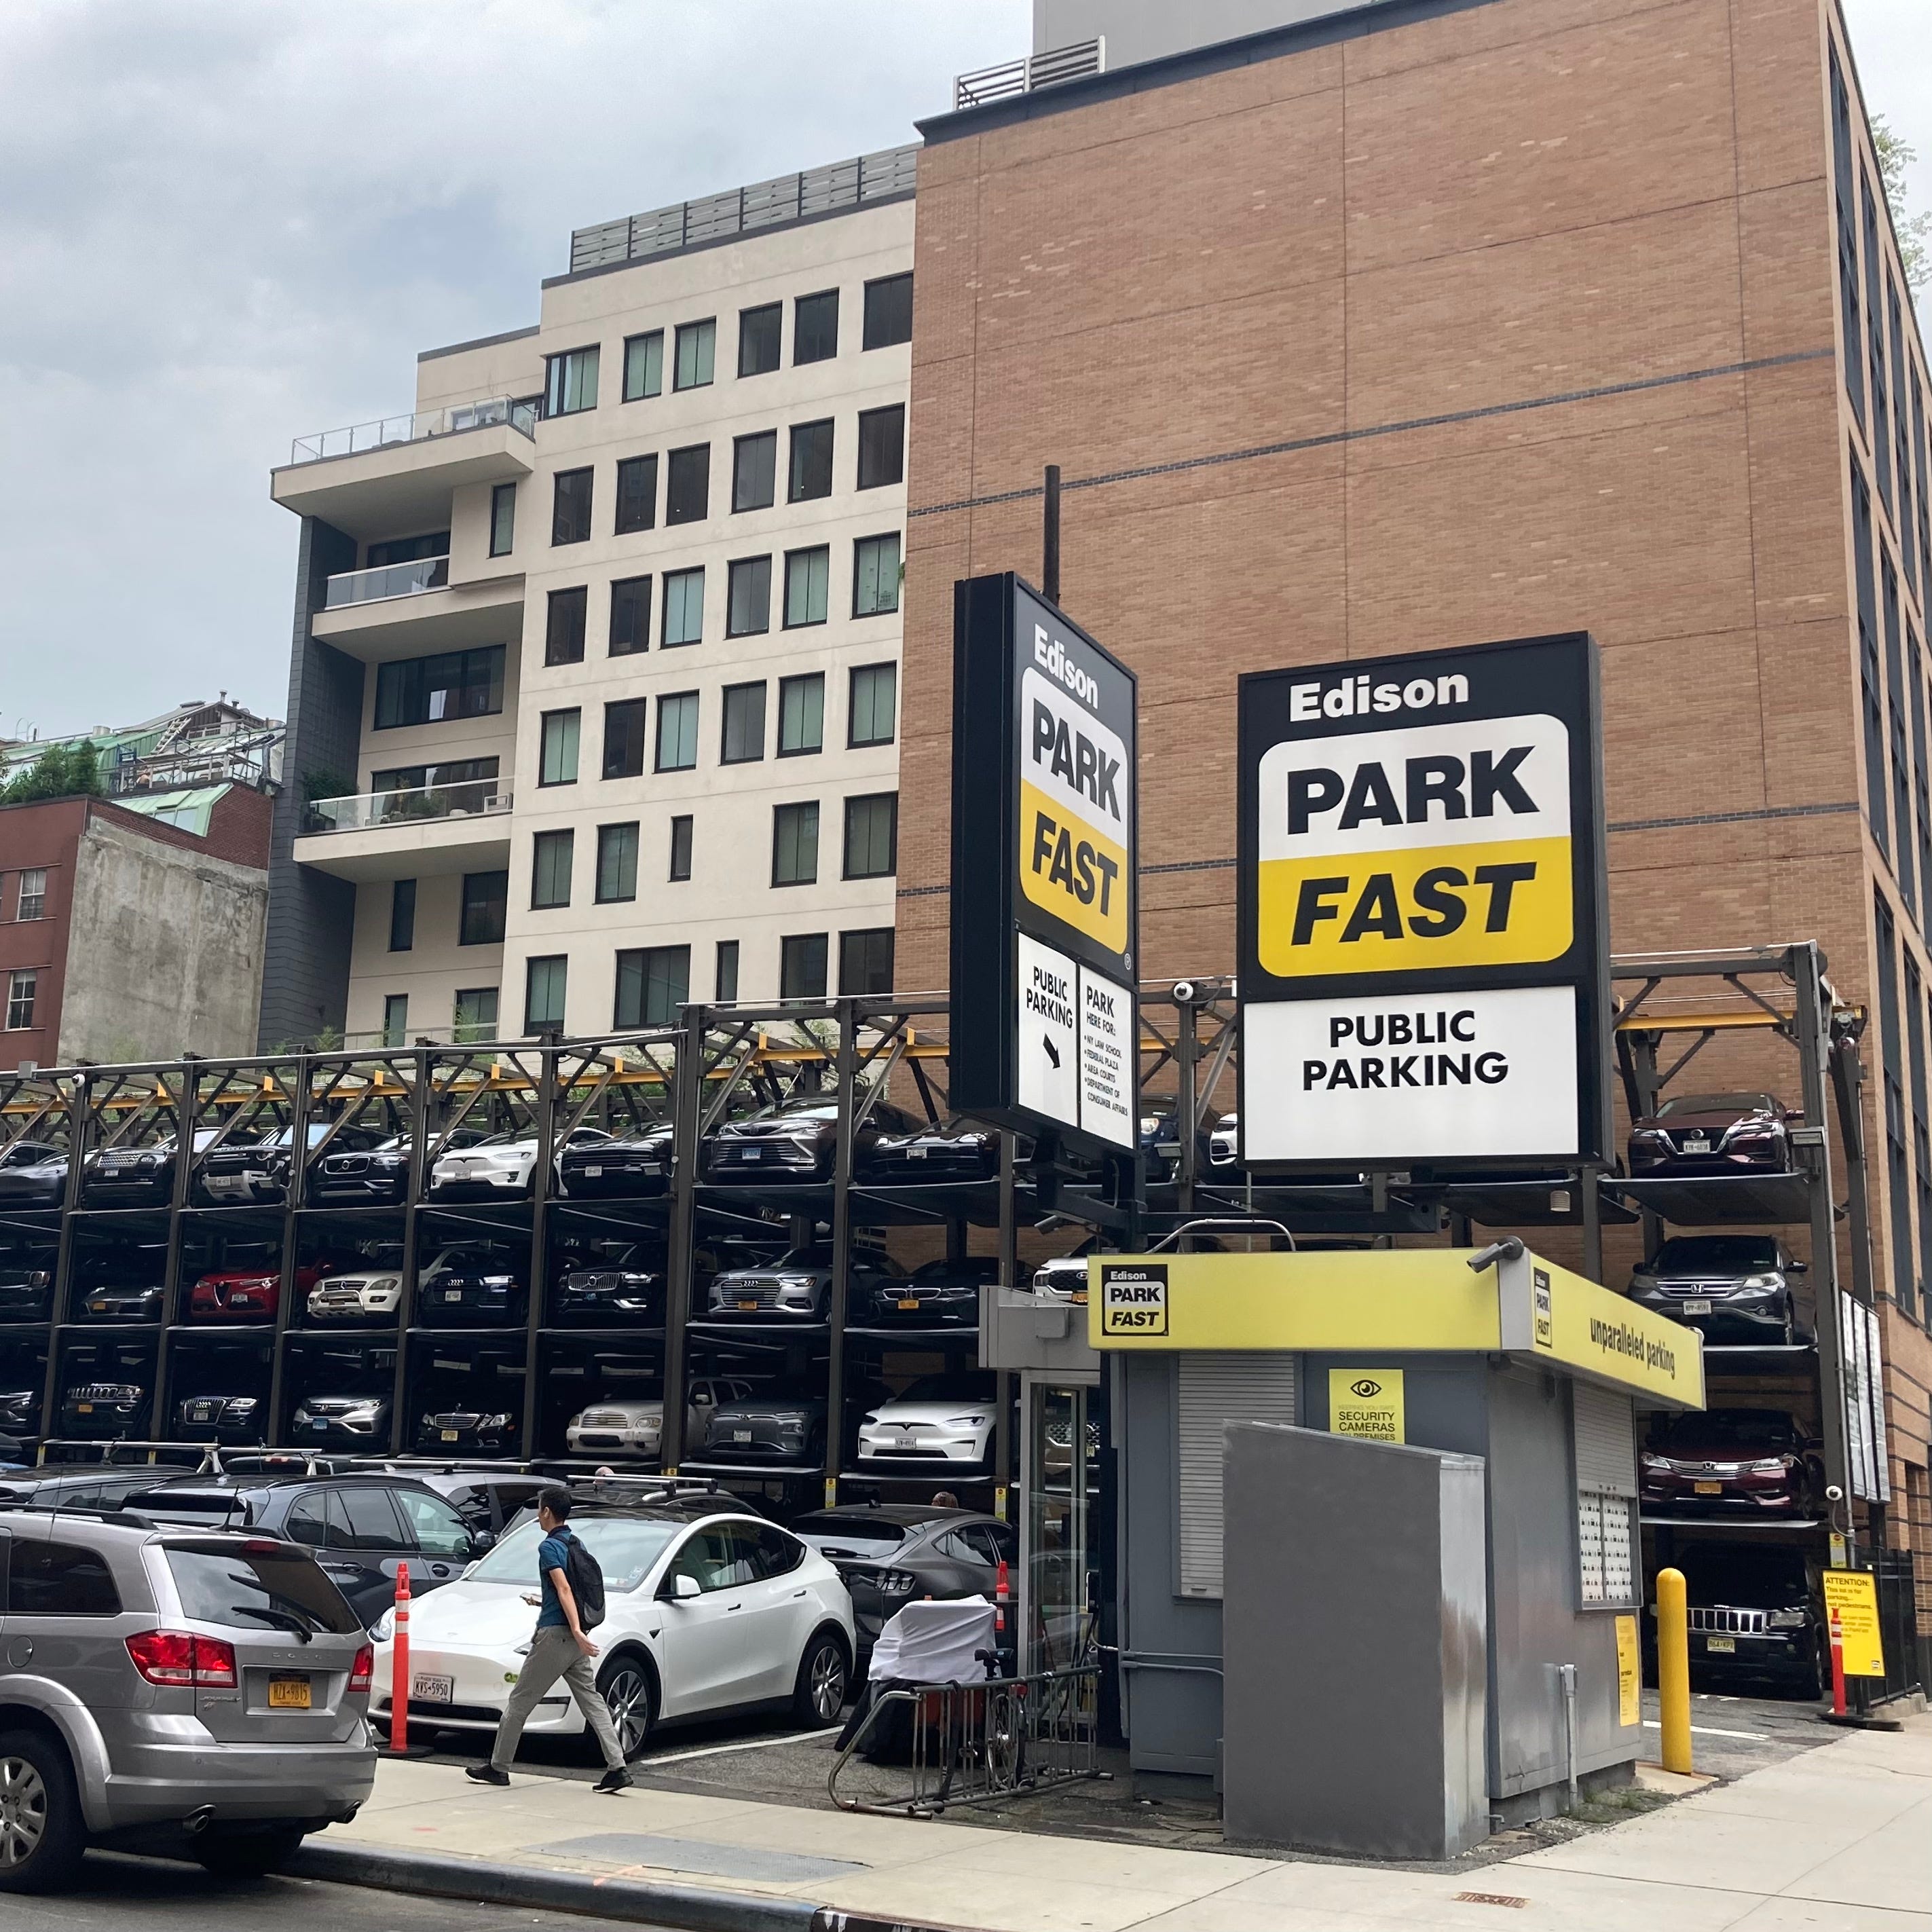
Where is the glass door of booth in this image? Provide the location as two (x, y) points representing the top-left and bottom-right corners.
(1022, 1377), (1098, 1676)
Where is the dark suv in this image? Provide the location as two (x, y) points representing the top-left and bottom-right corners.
(1628, 1234), (1809, 1344)
(307, 1129), (487, 1207)
(1627, 1092), (1796, 1177)
(80, 1130), (232, 1207)
(1659, 1543), (1827, 1698)
(199, 1123), (392, 1206)
(705, 1096), (923, 1185)
(414, 1244), (526, 1327)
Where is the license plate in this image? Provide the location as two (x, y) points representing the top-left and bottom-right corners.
(76, 1402), (93, 1415)
(734, 1428), (754, 1442)
(1705, 1635), (1736, 1654)
(583, 1165), (602, 1177)
(1071, 1288), (1088, 1305)
(411, 1673), (453, 1705)
(267, 1676), (311, 1710)
(1682, 1299), (1712, 1315)
(738, 1299), (758, 1311)
(899, 1298), (921, 1311)
(1694, 1480), (1724, 1495)
(441, 1428), (460, 1442)
(1682, 1136), (1710, 1153)
(742, 1149), (761, 1162)
(444, 1289), (463, 1302)
(908, 1146), (928, 1159)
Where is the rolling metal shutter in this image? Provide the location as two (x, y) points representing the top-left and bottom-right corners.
(1176, 1353), (1298, 1599)
(1573, 1381), (1638, 1605)
(1572, 1383), (1638, 1496)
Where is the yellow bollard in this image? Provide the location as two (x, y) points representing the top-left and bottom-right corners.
(1656, 1566), (1692, 1775)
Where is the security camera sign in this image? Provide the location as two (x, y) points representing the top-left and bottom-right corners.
(1238, 635), (1608, 1169)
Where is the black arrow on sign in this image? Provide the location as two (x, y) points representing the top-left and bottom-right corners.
(1043, 1035), (1061, 1069)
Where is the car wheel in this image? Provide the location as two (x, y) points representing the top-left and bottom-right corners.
(191, 1825), (306, 1877)
(596, 1652), (656, 1762)
(793, 1629), (850, 1726)
(1800, 1632), (1828, 1702)
(1780, 1299), (1796, 1345)
(0, 1730), (86, 1894)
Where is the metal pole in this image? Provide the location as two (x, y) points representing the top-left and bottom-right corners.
(151, 1060), (202, 1432)
(995, 1132), (1018, 1489)
(1043, 465), (1061, 605)
(265, 1052), (311, 1445)
(1580, 1167), (1603, 1283)
(389, 1047), (431, 1458)
(825, 1001), (857, 1503)
(660, 1005), (705, 1470)
(43, 1070), (88, 1448)
(1175, 995), (1199, 1216)
(521, 1044), (558, 1459)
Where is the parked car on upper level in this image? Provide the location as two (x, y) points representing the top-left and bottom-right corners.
(291, 1390), (393, 1449)
(75, 1245), (169, 1323)
(697, 1389), (830, 1466)
(307, 1246), (406, 1325)
(550, 1239), (668, 1324)
(1640, 1409), (1823, 1519)
(80, 1130), (234, 1208)
(704, 1095), (923, 1187)
(0, 1246), (56, 1320)
(415, 1243), (526, 1327)
(428, 1127), (612, 1202)
(415, 1402), (518, 1455)
(855, 1373), (1002, 1470)
(855, 1116), (997, 1185)
(860, 1255), (1000, 1329)
(0, 1140), (67, 1208)
(564, 1378), (756, 1459)
(0, 1512), (374, 1891)
(789, 1504), (1017, 1655)
(1033, 1238), (1098, 1304)
(173, 1391), (267, 1445)
(307, 1129), (488, 1207)
(557, 1123), (675, 1199)
(198, 1123), (392, 1206)
(1627, 1234), (1810, 1345)
(187, 1253), (330, 1324)
(1627, 1092), (1798, 1178)
(703, 1244), (904, 1322)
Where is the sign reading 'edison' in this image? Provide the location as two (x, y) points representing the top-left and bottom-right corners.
(1237, 635), (1609, 1169)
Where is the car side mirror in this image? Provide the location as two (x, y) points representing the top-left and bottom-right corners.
(1786, 1260), (1807, 1274)
(471, 1529), (496, 1555)
(668, 1573), (701, 1601)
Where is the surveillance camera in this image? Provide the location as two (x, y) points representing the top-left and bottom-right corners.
(1825, 1483), (1844, 1503)
(1172, 980), (1197, 1005)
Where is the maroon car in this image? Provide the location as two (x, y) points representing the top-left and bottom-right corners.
(1640, 1409), (1822, 1518)
(1627, 1091), (1797, 1177)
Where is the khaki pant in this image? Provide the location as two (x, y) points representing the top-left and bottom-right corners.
(491, 1625), (625, 1770)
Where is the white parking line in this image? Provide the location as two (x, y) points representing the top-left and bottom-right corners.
(1642, 1720), (1770, 1740)
(640, 1729), (831, 1766)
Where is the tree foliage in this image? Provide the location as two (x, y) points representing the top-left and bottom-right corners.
(1873, 117), (1929, 297)
(0, 741), (105, 804)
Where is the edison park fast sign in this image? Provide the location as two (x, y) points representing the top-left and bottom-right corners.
(1236, 634), (1610, 1170)
(950, 574), (1138, 1153)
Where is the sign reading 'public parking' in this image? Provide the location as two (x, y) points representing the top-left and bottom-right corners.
(951, 574), (1139, 1153)
(1237, 635), (1609, 1169)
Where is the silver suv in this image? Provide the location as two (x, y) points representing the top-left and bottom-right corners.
(0, 1509), (375, 1892)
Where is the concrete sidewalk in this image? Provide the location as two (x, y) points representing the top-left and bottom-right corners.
(324, 1713), (1931, 1931)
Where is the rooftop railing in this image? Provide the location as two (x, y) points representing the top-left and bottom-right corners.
(301, 777), (511, 837)
(323, 556), (450, 610)
(953, 37), (1104, 110)
(288, 395), (538, 467)
(570, 144), (919, 276)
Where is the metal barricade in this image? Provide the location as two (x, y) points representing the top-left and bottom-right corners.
(828, 1664), (1100, 1817)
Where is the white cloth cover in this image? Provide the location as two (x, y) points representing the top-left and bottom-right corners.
(867, 1596), (996, 1684)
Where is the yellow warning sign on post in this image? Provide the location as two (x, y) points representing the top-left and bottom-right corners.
(1329, 1368), (1405, 1443)
(1615, 1614), (1641, 1728)
(1822, 1571), (1887, 1678)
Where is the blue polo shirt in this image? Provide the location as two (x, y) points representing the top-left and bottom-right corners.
(536, 1527), (574, 1630)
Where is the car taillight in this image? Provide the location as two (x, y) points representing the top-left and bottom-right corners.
(126, 1630), (238, 1688)
(348, 1644), (374, 1694)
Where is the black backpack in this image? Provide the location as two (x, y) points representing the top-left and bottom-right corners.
(561, 1529), (606, 1630)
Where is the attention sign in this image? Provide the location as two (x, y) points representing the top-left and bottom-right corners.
(1238, 635), (1609, 1169)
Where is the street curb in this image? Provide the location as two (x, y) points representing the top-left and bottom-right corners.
(289, 1838), (948, 1932)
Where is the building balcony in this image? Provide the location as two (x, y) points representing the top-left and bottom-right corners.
(293, 779), (513, 882)
(309, 559), (523, 661)
(271, 396), (537, 541)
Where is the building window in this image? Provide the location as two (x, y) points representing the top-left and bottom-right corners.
(545, 586), (588, 665)
(784, 546), (829, 628)
(453, 986), (499, 1043)
(863, 272), (913, 350)
(656, 692), (700, 772)
(539, 709), (580, 787)
(388, 878), (415, 952)
(16, 870), (47, 922)
(374, 646), (504, 729)
(780, 933), (828, 999)
(732, 431), (777, 513)
(489, 482), (516, 557)
(772, 801), (819, 886)
(531, 828), (574, 909)
(610, 575), (651, 656)
(849, 663), (897, 747)
(524, 956), (568, 1035)
(623, 330), (663, 401)
(544, 344), (599, 417)
(4, 969), (36, 1032)
(739, 303), (781, 377)
(857, 405), (905, 489)
(839, 928), (895, 995)
(663, 567), (704, 646)
(715, 939), (740, 1003)
(789, 420), (833, 502)
(602, 699), (648, 781)
(843, 792), (897, 878)
(614, 453), (658, 534)
(366, 532), (447, 570)
(794, 289), (838, 364)
(552, 467), (593, 545)
(853, 532), (901, 616)
(777, 673), (824, 756)
(669, 814), (693, 882)
(666, 443), (710, 524)
(460, 871), (508, 946)
(596, 823), (639, 903)
(381, 993), (409, 1047)
(673, 318), (716, 391)
(727, 555), (772, 636)
(614, 945), (690, 1028)
(721, 682), (767, 764)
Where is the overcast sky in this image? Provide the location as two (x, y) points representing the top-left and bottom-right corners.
(1, 0), (1925, 744)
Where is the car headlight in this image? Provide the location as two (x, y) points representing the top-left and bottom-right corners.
(1767, 1608), (1808, 1629)
(484, 1413), (512, 1430)
(420, 1413), (438, 1430)
(777, 1273), (815, 1289)
(1748, 1457), (1795, 1473)
(1641, 1453), (1669, 1469)
(367, 1274), (401, 1293)
(372, 1608), (395, 1643)
(862, 1412), (880, 1425)
(946, 1415), (984, 1426)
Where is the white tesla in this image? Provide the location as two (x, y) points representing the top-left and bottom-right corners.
(369, 1506), (855, 1758)
(428, 1126), (612, 1201)
(855, 1373), (1001, 1469)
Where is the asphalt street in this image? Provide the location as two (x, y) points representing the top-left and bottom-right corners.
(0, 1853), (665, 1932)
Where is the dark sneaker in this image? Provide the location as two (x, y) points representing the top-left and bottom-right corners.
(466, 1764), (510, 1787)
(593, 1767), (633, 1794)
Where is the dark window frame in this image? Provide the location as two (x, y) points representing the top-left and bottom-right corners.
(545, 585), (588, 665)
(614, 453), (658, 534)
(777, 672), (825, 758)
(669, 814), (693, 883)
(666, 443), (711, 525)
(779, 932), (828, 999)
(838, 927), (895, 995)
(732, 430), (777, 513)
(726, 555), (773, 637)
(388, 878), (417, 952)
(459, 870), (509, 946)
(848, 662), (897, 747)
(609, 574), (651, 656)
(551, 466), (595, 545)
(720, 681), (767, 765)
(602, 699), (649, 781)
(862, 272), (914, 350)
(538, 708), (581, 788)
(783, 545), (830, 629)
(614, 944), (691, 1029)
(622, 329), (663, 402)
(656, 691), (701, 773)
(523, 954), (568, 1035)
(530, 828), (574, 910)
(673, 318), (717, 392)
(857, 405), (906, 490)
(595, 822), (639, 904)
(738, 302), (781, 377)
(489, 481), (516, 557)
(842, 792), (898, 880)
(788, 419), (834, 502)
(794, 289), (840, 365)
(771, 800), (820, 887)
(544, 343), (600, 417)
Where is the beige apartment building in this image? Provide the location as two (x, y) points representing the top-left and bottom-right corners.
(263, 150), (916, 1048)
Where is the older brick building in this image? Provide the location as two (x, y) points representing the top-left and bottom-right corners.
(898, 0), (1932, 1572)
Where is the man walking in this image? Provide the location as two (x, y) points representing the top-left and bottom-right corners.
(466, 1486), (631, 1793)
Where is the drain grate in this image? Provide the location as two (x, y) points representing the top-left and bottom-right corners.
(1454, 1893), (1529, 1910)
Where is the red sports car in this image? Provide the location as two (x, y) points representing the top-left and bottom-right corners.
(187, 1259), (326, 1322)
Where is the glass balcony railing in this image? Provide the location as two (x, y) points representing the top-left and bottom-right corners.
(301, 777), (511, 836)
(323, 555), (449, 609)
(288, 395), (538, 466)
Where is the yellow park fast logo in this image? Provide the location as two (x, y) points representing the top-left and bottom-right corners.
(1020, 661), (1130, 955)
(1255, 712), (1572, 977)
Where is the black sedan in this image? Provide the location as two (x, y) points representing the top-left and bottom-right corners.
(307, 1128), (488, 1207)
(79, 1129), (230, 1207)
(1627, 1091), (1797, 1177)
(174, 1391), (265, 1445)
(75, 1246), (168, 1322)
(59, 1379), (151, 1441)
(705, 1095), (923, 1187)
(198, 1121), (392, 1206)
(0, 1140), (67, 1208)
(415, 1405), (519, 1455)
(551, 1240), (667, 1324)
(863, 1255), (1000, 1328)
(0, 1248), (56, 1320)
(790, 1506), (1018, 1654)
(703, 1244), (904, 1321)
(559, 1124), (675, 1199)
(857, 1117), (997, 1185)
(414, 1244), (526, 1327)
